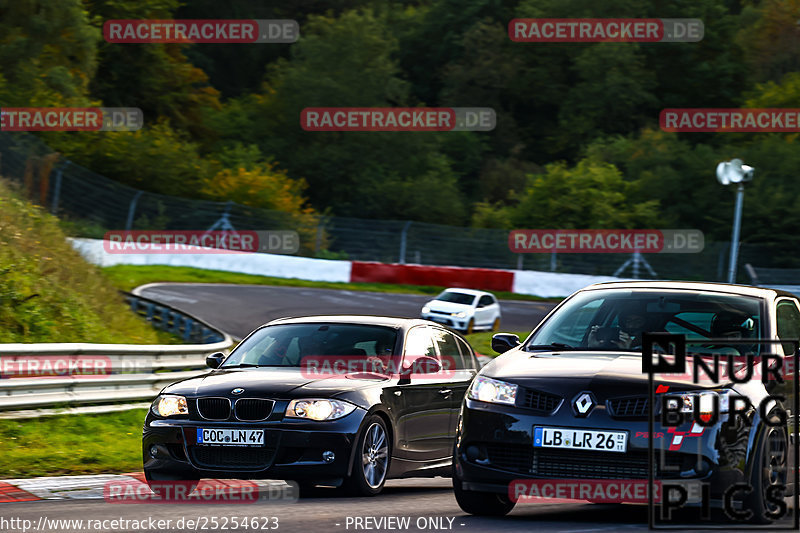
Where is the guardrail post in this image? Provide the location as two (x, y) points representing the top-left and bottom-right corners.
(125, 191), (144, 231)
(50, 161), (69, 214)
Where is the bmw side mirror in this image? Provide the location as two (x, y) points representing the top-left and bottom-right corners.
(400, 355), (442, 377)
(492, 333), (520, 354)
(206, 352), (226, 369)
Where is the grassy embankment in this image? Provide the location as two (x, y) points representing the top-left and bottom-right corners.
(0, 182), (178, 477)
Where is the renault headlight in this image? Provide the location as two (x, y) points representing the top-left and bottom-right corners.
(454, 311), (468, 318)
(468, 376), (518, 405)
(152, 395), (188, 417)
(286, 399), (357, 421)
(422, 306), (430, 314)
(665, 390), (732, 421)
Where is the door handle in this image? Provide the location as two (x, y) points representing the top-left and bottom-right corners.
(394, 391), (402, 396)
(438, 388), (452, 397)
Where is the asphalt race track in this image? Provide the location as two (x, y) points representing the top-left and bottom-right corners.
(135, 283), (558, 340)
(4, 477), (768, 533)
(2, 284), (776, 532)
(4, 480), (655, 533)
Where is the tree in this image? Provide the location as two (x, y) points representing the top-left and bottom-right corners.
(202, 163), (314, 215)
(509, 159), (661, 229)
(85, 0), (221, 140)
(213, 9), (471, 222)
(0, 0), (99, 106)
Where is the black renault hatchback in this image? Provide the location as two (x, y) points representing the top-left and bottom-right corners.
(143, 315), (479, 496)
(454, 281), (797, 522)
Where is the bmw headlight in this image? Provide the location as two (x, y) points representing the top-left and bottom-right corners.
(468, 376), (518, 405)
(454, 311), (467, 318)
(422, 306), (430, 314)
(151, 395), (188, 417)
(286, 399), (357, 421)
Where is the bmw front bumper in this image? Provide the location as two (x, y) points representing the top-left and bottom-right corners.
(143, 407), (368, 482)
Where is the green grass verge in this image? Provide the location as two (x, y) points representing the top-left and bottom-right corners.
(465, 331), (529, 357)
(102, 265), (561, 302)
(0, 410), (147, 478)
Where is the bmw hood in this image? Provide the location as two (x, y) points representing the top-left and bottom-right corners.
(162, 367), (388, 398)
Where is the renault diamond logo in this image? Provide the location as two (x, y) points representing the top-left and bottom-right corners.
(573, 392), (595, 417)
(231, 388), (245, 395)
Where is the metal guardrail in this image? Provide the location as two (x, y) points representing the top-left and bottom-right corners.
(0, 295), (235, 413)
(125, 292), (225, 344)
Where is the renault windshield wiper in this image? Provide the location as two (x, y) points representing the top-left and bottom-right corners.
(525, 342), (576, 351)
(223, 363), (263, 368)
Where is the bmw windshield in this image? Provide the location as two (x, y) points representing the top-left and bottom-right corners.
(526, 289), (764, 355)
(222, 323), (398, 368)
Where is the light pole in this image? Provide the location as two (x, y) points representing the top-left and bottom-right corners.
(716, 159), (754, 284)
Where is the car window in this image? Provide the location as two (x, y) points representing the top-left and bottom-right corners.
(222, 323), (398, 367)
(528, 289), (763, 354)
(431, 328), (462, 370)
(540, 298), (604, 346)
(435, 291), (476, 305)
(456, 337), (476, 370)
(776, 300), (800, 356)
(478, 295), (494, 308)
(664, 312), (714, 337)
(404, 326), (438, 359)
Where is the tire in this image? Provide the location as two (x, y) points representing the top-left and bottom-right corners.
(465, 319), (475, 335)
(491, 317), (501, 332)
(745, 424), (788, 524)
(144, 469), (199, 499)
(453, 471), (515, 516)
(342, 415), (391, 496)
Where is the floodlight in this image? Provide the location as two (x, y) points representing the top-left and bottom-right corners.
(716, 158), (754, 186)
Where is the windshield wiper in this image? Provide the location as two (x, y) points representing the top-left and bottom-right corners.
(223, 363), (263, 368)
(526, 342), (576, 351)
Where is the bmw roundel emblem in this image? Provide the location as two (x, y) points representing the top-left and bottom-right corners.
(231, 388), (245, 395)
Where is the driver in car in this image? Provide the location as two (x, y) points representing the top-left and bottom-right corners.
(588, 309), (647, 349)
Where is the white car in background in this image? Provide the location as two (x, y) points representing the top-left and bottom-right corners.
(420, 288), (501, 334)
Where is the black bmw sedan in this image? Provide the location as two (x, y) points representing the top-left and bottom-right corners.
(454, 281), (797, 523)
(143, 315), (479, 496)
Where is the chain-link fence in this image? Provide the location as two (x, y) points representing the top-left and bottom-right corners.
(0, 131), (787, 282)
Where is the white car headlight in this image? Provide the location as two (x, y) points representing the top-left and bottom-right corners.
(454, 311), (467, 318)
(286, 399), (357, 421)
(665, 390), (732, 419)
(468, 376), (518, 405)
(152, 395), (188, 417)
(422, 306), (430, 314)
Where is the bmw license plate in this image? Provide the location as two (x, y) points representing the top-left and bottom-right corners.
(196, 428), (264, 446)
(533, 427), (627, 453)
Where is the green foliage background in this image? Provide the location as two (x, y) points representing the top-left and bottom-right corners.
(2, 0), (799, 248)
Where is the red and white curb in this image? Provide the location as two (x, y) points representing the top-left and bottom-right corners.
(71, 238), (620, 298)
